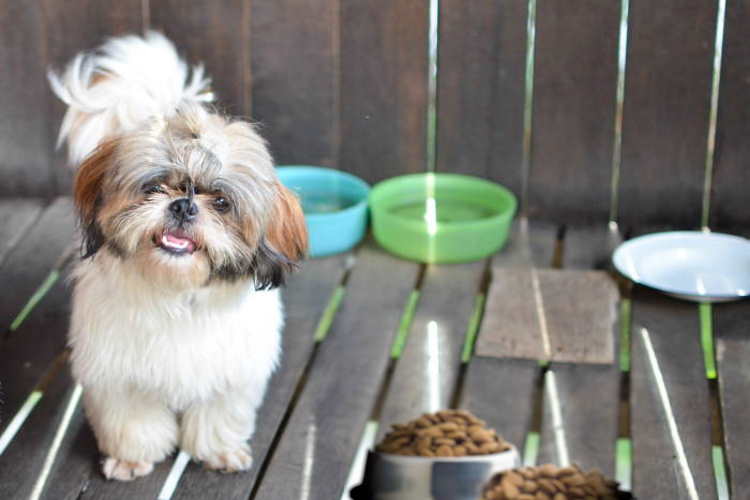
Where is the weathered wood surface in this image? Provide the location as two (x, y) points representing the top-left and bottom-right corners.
(528, 0), (619, 224)
(0, 198), (75, 333)
(150, 0), (250, 117)
(711, 0), (750, 230)
(251, 0), (339, 167)
(0, 1), (55, 197)
(562, 225), (622, 271)
(254, 244), (419, 500)
(630, 288), (717, 499)
(541, 270), (618, 364)
(376, 261), (485, 442)
(339, 0), (428, 183)
(0, 276), (70, 437)
(476, 268), (543, 360)
(460, 357), (539, 451)
(539, 364), (619, 475)
(474, 220), (557, 361)
(461, 217), (552, 453)
(172, 255), (348, 499)
(715, 301), (750, 495)
(539, 224), (619, 474)
(0, 363), (75, 499)
(436, 0), (527, 195)
(43, 0), (143, 192)
(0, 201), (76, 498)
(476, 269), (617, 364)
(618, 0), (716, 228)
(0, 198), (44, 267)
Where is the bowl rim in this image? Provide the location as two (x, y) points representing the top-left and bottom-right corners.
(369, 172), (517, 232)
(611, 230), (750, 301)
(276, 165), (371, 221)
(371, 444), (519, 464)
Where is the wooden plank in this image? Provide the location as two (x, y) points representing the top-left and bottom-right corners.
(476, 267), (544, 360)
(0, 2), (54, 196)
(250, 0), (339, 167)
(436, 0), (527, 194)
(42, 255), (348, 500)
(37, 409), (98, 500)
(528, 220), (558, 269)
(619, 1), (716, 228)
(255, 244), (419, 500)
(150, 0), (250, 116)
(459, 218), (552, 452)
(539, 225), (620, 473)
(171, 256), (348, 499)
(0, 198), (44, 266)
(539, 270), (618, 364)
(630, 287), (717, 499)
(711, 0), (750, 230)
(539, 364), (619, 475)
(475, 219), (553, 359)
(0, 202), (76, 498)
(528, 0), (619, 224)
(460, 357), (539, 450)
(0, 198), (75, 333)
(376, 261), (484, 441)
(715, 301), (750, 494)
(0, 276), (70, 437)
(476, 269), (617, 364)
(42, 0), (143, 193)
(562, 225), (621, 271)
(339, 0), (428, 183)
(0, 360), (76, 499)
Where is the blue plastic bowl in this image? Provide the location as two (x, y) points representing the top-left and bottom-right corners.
(277, 166), (370, 258)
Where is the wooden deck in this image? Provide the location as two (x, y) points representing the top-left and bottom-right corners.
(0, 197), (744, 500)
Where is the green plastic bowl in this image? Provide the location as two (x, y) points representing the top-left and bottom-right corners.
(369, 173), (517, 263)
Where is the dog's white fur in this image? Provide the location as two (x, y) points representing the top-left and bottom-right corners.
(49, 32), (301, 481)
(49, 31), (213, 166)
(71, 257), (281, 477)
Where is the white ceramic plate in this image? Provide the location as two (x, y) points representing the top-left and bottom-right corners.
(612, 231), (750, 302)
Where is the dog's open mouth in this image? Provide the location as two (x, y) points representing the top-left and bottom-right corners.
(157, 230), (197, 255)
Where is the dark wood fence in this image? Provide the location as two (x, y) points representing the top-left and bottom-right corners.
(1, 0), (747, 230)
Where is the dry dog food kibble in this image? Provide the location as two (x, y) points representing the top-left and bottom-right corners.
(481, 464), (632, 500)
(375, 410), (511, 457)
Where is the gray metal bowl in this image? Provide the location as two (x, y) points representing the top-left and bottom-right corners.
(351, 446), (520, 500)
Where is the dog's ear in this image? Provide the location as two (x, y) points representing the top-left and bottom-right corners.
(251, 184), (307, 290)
(266, 183), (308, 263)
(74, 139), (118, 257)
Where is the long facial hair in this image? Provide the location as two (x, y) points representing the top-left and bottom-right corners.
(73, 104), (307, 291)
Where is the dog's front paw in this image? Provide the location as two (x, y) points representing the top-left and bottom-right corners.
(202, 443), (253, 473)
(102, 457), (154, 481)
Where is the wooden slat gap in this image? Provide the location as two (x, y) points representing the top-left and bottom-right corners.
(248, 339), (325, 500)
(451, 258), (494, 408)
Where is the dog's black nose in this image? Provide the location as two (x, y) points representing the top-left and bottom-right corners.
(169, 198), (198, 222)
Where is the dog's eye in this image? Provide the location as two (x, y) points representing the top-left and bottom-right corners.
(213, 197), (230, 213)
(143, 184), (165, 195)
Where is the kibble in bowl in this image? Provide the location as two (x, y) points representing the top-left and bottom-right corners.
(352, 410), (520, 500)
(376, 409), (512, 458)
(480, 464), (634, 500)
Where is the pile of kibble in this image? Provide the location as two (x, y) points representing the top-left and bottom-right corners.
(375, 409), (511, 457)
(481, 464), (631, 500)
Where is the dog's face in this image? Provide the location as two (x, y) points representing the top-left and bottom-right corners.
(74, 104), (307, 290)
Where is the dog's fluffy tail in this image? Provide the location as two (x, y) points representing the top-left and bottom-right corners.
(48, 31), (214, 166)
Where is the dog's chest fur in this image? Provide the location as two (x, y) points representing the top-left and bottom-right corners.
(68, 254), (282, 410)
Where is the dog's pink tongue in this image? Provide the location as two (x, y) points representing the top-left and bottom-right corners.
(162, 232), (196, 252)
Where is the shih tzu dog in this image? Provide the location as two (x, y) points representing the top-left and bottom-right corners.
(48, 32), (307, 481)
